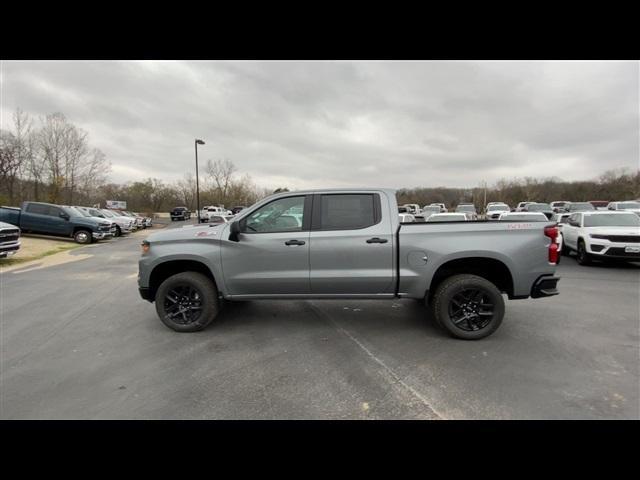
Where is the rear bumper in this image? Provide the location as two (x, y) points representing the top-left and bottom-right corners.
(530, 275), (560, 298)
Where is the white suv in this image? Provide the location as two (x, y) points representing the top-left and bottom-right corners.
(561, 211), (640, 265)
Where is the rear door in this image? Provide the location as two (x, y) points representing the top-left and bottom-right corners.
(309, 193), (394, 294)
(21, 203), (57, 233)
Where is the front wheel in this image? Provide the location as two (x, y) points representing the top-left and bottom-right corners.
(74, 229), (92, 244)
(155, 272), (220, 332)
(431, 274), (505, 340)
(576, 240), (592, 265)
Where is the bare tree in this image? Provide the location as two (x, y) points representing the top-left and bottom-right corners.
(205, 158), (236, 203)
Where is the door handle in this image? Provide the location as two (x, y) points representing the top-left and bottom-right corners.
(285, 239), (306, 246)
(366, 237), (388, 244)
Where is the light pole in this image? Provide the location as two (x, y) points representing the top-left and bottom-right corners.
(195, 139), (205, 223)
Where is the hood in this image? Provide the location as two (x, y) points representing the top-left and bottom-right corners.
(145, 223), (227, 243)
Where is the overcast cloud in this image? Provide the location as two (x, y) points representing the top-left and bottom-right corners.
(1, 60), (638, 190)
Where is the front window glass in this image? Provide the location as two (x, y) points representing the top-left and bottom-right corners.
(244, 196), (304, 233)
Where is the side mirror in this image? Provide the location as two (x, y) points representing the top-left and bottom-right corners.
(229, 221), (241, 242)
(59, 212), (70, 220)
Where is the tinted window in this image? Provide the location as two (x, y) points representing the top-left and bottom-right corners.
(244, 196), (305, 233)
(319, 194), (376, 230)
(26, 203), (51, 215)
(488, 205), (509, 212)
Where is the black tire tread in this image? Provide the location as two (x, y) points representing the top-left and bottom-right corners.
(155, 271), (219, 332)
(431, 274), (505, 340)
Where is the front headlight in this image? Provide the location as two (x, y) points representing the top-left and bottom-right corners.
(590, 234), (608, 239)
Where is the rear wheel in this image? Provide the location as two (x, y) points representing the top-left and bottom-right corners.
(155, 272), (219, 332)
(431, 274), (505, 340)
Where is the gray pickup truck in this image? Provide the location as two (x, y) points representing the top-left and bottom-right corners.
(138, 189), (560, 340)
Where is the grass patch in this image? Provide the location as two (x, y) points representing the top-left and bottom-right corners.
(0, 243), (83, 267)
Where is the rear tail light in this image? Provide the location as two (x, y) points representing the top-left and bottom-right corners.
(544, 225), (559, 264)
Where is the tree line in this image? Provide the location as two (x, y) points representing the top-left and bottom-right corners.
(397, 169), (640, 211)
(2, 108), (638, 214)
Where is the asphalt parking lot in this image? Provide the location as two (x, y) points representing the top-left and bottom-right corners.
(1, 221), (638, 419)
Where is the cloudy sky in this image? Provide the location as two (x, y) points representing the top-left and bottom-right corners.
(1, 60), (638, 190)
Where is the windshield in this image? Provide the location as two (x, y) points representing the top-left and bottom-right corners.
(527, 203), (552, 211)
(569, 203), (595, 211)
(488, 205), (509, 212)
(500, 214), (548, 221)
(423, 206), (441, 212)
(62, 206), (83, 217)
(456, 205), (476, 212)
(584, 213), (640, 227)
(100, 209), (116, 218)
(72, 207), (92, 217)
(618, 202), (640, 210)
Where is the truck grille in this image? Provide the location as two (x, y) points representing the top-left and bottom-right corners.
(0, 229), (20, 244)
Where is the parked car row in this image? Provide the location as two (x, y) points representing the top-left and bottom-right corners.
(0, 201), (152, 245)
(396, 200), (640, 267)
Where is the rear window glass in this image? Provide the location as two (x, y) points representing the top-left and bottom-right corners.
(500, 214), (548, 221)
(26, 203), (51, 215)
(320, 194), (376, 230)
(527, 203), (551, 211)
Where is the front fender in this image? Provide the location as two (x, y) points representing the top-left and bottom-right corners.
(138, 239), (224, 294)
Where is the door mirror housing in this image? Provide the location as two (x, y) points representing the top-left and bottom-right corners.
(59, 212), (70, 220)
(229, 221), (241, 242)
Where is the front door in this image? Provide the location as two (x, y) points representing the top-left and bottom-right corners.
(221, 195), (312, 296)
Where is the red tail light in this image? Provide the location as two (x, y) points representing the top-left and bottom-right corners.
(544, 226), (559, 264)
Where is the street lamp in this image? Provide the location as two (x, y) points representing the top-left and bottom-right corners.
(195, 139), (205, 223)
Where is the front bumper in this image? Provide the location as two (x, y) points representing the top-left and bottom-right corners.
(588, 242), (640, 260)
(92, 232), (113, 240)
(0, 242), (20, 257)
(530, 275), (560, 298)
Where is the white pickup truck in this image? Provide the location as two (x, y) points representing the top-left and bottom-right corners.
(139, 189), (560, 340)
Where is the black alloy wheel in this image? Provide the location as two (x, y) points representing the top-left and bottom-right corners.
(448, 288), (495, 332)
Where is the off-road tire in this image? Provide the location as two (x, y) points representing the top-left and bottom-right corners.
(431, 274), (505, 340)
(155, 272), (219, 332)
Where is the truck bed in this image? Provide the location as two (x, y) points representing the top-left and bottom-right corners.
(397, 220), (555, 299)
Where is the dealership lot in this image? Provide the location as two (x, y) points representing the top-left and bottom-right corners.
(1, 221), (638, 419)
